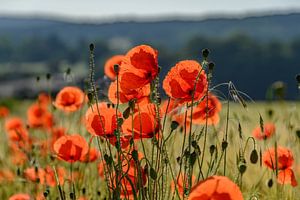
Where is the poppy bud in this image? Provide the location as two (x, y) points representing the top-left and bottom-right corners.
(89, 43), (95, 51)
(296, 129), (300, 139)
(208, 62), (215, 72)
(97, 191), (101, 196)
(296, 74), (300, 84)
(171, 121), (179, 131)
(113, 64), (120, 75)
(267, 179), (273, 188)
(238, 160), (247, 175)
(70, 192), (75, 199)
(132, 150), (138, 162)
(267, 109), (273, 119)
(202, 48), (210, 58)
(250, 149), (258, 164)
(150, 168), (157, 180)
(36, 76), (40, 82)
(46, 73), (51, 80)
(210, 145), (216, 155)
(82, 188), (86, 194)
(66, 67), (71, 75)
(222, 140), (228, 151)
(128, 99), (135, 111)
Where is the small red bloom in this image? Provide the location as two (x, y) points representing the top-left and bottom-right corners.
(54, 86), (85, 112)
(27, 103), (54, 129)
(252, 122), (275, 140)
(122, 103), (159, 139)
(80, 147), (100, 162)
(53, 134), (88, 163)
(0, 106), (9, 118)
(104, 55), (124, 80)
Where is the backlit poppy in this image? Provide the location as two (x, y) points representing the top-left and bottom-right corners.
(9, 193), (31, 200)
(104, 55), (124, 80)
(119, 45), (158, 93)
(163, 60), (207, 104)
(122, 103), (159, 139)
(263, 146), (297, 187)
(27, 103), (54, 129)
(108, 80), (150, 104)
(54, 86), (85, 112)
(189, 176), (243, 200)
(24, 167), (46, 184)
(45, 166), (66, 186)
(38, 92), (51, 106)
(53, 134), (88, 163)
(5, 117), (29, 142)
(85, 103), (121, 137)
(252, 122), (275, 140)
(189, 93), (222, 125)
(0, 169), (15, 183)
(0, 106), (9, 118)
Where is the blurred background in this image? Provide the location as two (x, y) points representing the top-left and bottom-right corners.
(0, 0), (300, 100)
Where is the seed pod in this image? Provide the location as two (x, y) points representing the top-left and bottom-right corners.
(238, 159), (247, 175)
(222, 140), (228, 151)
(267, 179), (273, 188)
(250, 149), (258, 164)
(89, 43), (95, 51)
(202, 48), (210, 58)
(209, 145), (216, 155)
(171, 121), (179, 131)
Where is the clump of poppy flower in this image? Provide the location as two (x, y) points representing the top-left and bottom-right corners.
(54, 86), (85, 112)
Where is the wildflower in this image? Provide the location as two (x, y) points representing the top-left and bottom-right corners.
(189, 176), (243, 200)
(252, 122), (275, 140)
(119, 45), (158, 93)
(163, 60), (207, 104)
(9, 194), (31, 200)
(122, 103), (159, 139)
(27, 103), (54, 129)
(108, 81), (150, 104)
(54, 86), (85, 112)
(104, 55), (124, 80)
(263, 146), (297, 187)
(0, 106), (9, 118)
(189, 93), (221, 125)
(53, 134), (88, 163)
(38, 92), (51, 106)
(85, 103), (121, 137)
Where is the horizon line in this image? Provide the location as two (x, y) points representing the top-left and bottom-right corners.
(0, 9), (300, 24)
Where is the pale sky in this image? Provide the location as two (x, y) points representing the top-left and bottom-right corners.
(0, 0), (300, 21)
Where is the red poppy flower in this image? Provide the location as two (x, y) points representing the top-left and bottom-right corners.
(24, 167), (46, 184)
(122, 103), (159, 139)
(0, 106), (9, 118)
(97, 161), (105, 178)
(5, 117), (29, 142)
(27, 103), (54, 129)
(85, 103), (121, 137)
(53, 134), (88, 163)
(9, 193), (31, 200)
(54, 86), (85, 112)
(263, 146), (297, 187)
(263, 146), (294, 170)
(108, 80), (150, 104)
(119, 45), (158, 93)
(104, 55), (124, 80)
(189, 93), (222, 125)
(163, 60), (208, 104)
(252, 122), (275, 140)
(189, 176), (243, 200)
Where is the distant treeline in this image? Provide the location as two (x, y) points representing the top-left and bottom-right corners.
(0, 34), (299, 99)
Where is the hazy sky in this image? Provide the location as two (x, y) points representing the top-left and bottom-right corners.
(1, 0), (300, 21)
